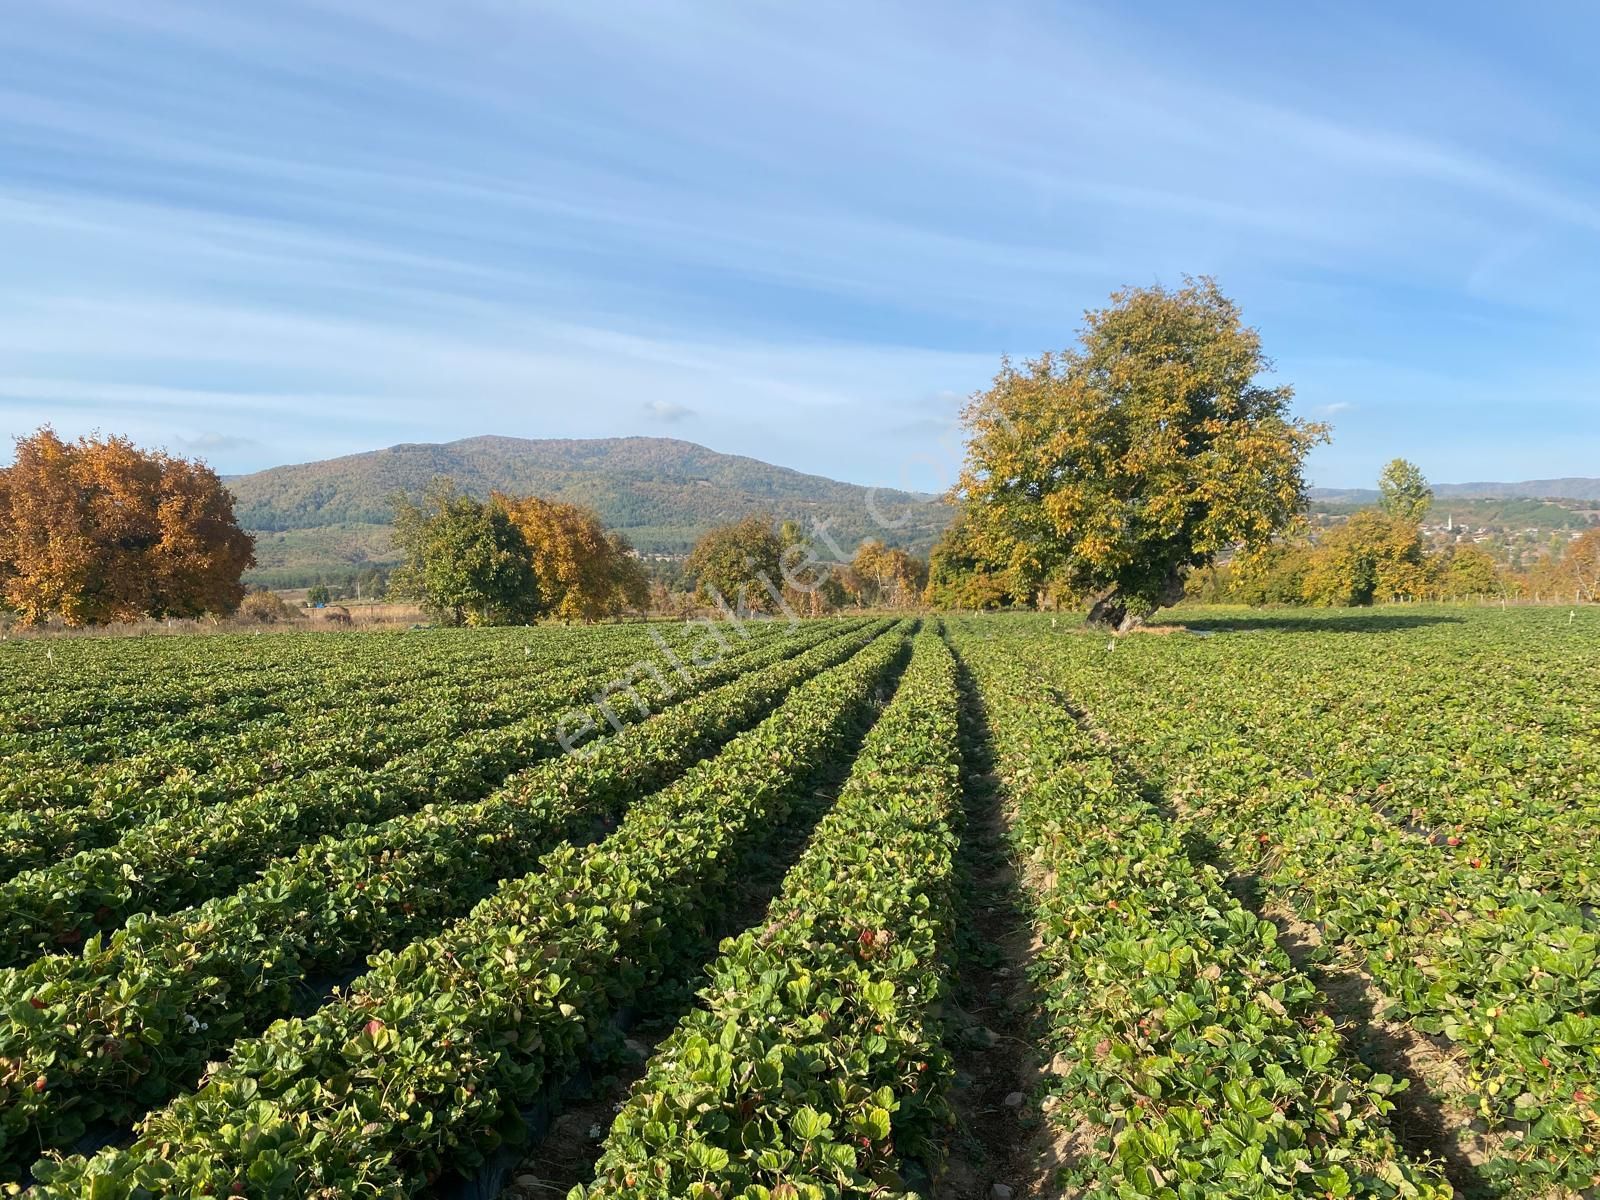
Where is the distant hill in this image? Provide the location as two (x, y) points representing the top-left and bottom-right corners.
(1311, 478), (1600, 505)
(230, 436), (952, 586)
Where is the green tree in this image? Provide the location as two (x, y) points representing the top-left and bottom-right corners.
(685, 515), (782, 614)
(953, 278), (1327, 629)
(389, 479), (539, 626)
(353, 566), (388, 600)
(306, 584), (331, 607)
(924, 508), (1018, 610)
(1378, 458), (1433, 524)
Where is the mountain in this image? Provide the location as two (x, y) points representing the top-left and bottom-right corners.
(1311, 478), (1600, 504)
(230, 436), (952, 586)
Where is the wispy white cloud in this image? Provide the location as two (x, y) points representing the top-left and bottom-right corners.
(2, 0), (1599, 486)
(175, 430), (262, 454)
(642, 400), (696, 424)
(0, 290), (995, 481)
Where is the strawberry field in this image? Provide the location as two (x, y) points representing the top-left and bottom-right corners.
(1, 608), (1595, 1198)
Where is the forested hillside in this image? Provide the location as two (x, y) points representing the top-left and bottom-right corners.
(230, 436), (950, 584)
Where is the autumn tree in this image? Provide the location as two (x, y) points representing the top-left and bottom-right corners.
(1378, 458), (1433, 524)
(390, 480), (539, 626)
(238, 587), (296, 624)
(848, 540), (927, 609)
(776, 520), (845, 616)
(1438, 544), (1506, 599)
(1226, 539), (1316, 606)
(0, 428), (255, 625)
(497, 494), (648, 621)
(685, 515), (783, 614)
(1300, 510), (1430, 606)
(1552, 528), (1600, 602)
(954, 278), (1327, 629)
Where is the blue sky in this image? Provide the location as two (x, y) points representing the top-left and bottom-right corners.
(2, 0), (1597, 491)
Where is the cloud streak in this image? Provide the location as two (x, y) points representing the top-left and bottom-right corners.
(2, 0), (1598, 486)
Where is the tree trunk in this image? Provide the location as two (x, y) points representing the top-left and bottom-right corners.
(1085, 568), (1187, 633)
(1086, 591), (1132, 632)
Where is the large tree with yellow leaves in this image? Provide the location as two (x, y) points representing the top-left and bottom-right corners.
(496, 493), (648, 621)
(952, 278), (1327, 629)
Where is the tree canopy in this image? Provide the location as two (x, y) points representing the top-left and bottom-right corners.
(0, 428), (255, 625)
(925, 508), (1018, 610)
(847, 540), (927, 609)
(1553, 529), (1599, 603)
(1300, 510), (1430, 606)
(389, 480), (539, 626)
(496, 493), (649, 621)
(1438, 545), (1506, 599)
(1378, 458), (1433, 524)
(951, 277), (1327, 628)
(685, 515), (783, 614)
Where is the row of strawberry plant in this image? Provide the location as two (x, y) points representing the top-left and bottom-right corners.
(0, 618), (895, 1175)
(577, 628), (964, 1199)
(0, 619), (851, 965)
(1, 628), (451, 747)
(0, 636), (697, 880)
(1110, 612), (1600, 909)
(1208, 787), (1599, 1195)
(5, 676), (304, 778)
(1280, 638), (1595, 907)
(27, 624), (911, 1197)
(1169, 755), (1599, 1195)
(1022, 617), (1599, 1195)
(949, 625), (1454, 1200)
(1, 637), (544, 786)
(0, 622), (745, 873)
(0, 640), (317, 734)
(0, 622), (685, 768)
(1, 621), (727, 799)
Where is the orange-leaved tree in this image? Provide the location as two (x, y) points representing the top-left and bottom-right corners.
(847, 539), (927, 609)
(496, 493), (648, 621)
(0, 428), (255, 625)
(1558, 528), (1600, 603)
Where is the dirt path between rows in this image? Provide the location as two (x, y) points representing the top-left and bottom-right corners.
(933, 654), (1063, 1200)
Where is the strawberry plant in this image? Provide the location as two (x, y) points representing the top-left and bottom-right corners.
(579, 629), (963, 1198)
(948, 625), (1453, 1199)
(0, 619), (892, 1175)
(0, 622), (839, 965)
(27, 626), (910, 1197)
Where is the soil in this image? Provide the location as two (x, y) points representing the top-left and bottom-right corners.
(933, 657), (1064, 1200)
